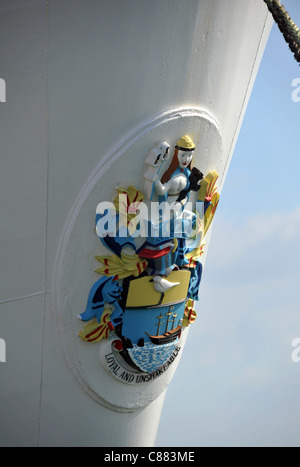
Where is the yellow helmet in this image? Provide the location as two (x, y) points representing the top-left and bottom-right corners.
(175, 135), (195, 152)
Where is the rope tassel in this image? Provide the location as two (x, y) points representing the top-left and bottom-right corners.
(264, 0), (300, 64)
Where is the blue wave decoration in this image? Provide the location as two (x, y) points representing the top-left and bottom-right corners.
(127, 341), (178, 373)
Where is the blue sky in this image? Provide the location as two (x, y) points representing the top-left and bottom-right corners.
(156, 0), (300, 447)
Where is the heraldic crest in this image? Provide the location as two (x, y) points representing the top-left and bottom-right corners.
(77, 135), (220, 384)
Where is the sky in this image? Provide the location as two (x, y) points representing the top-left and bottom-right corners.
(156, 0), (300, 448)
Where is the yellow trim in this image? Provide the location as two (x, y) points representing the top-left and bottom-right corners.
(172, 238), (178, 253)
(78, 309), (112, 343)
(198, 170), (219, 202)
(197, 170), (220, 238)
(95, 252), (147, 279)
(204, 192), (220, 237)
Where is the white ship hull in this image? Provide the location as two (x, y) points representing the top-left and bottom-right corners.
(0, 0), (272, 447)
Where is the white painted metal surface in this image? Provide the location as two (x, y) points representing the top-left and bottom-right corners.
(0, 0), (272, 447)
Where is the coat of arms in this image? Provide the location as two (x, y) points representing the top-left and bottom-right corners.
(77, 135), (220, 384)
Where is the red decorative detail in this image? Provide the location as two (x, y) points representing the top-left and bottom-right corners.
(86, 326), (102, 340)
(113, 339), (123, 351)
(108, 321), (114, 331)
(139, 246), (171, 259)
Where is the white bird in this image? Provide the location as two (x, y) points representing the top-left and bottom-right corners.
(152, 275), (180, 294)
